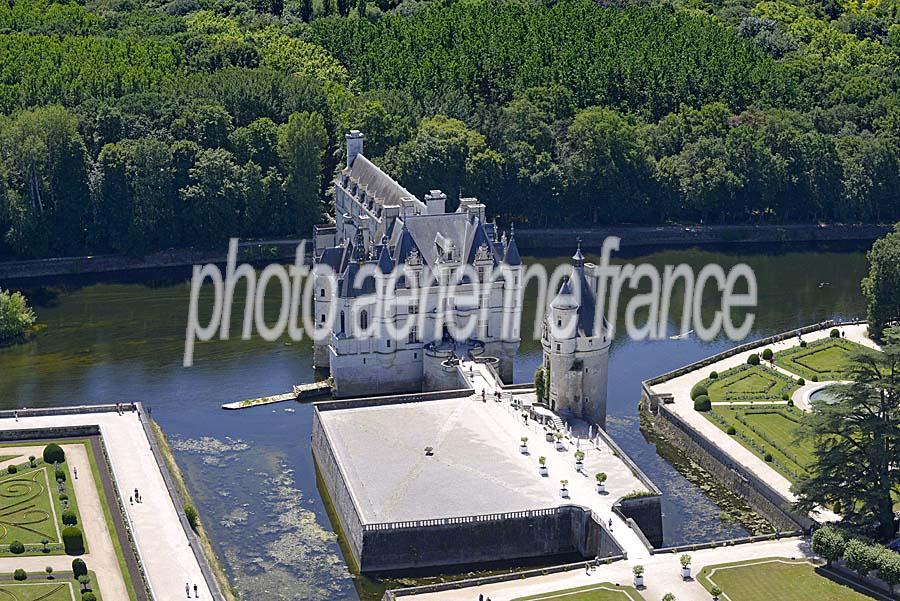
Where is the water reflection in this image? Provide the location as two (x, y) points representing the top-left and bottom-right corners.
(0, 243), (869, 600)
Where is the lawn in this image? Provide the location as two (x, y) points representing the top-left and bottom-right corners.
(698, 557), (880, 601)
(511, 583), (645, 601)
(703, 406), (813, 482)
(774, 338), (873, 381)
(0, 457), (19, 465)
(0, 571), (104, 601)
(704, 365), (799, 403)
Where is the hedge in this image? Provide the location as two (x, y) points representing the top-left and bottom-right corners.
(71, 558), (87, 578)
(62, 526), (84, 555)
(690, 383), (707, 400)
(693, 395), (711, 412)
(747, 353), (760, 365)
(43, 444), (65, 464)
(62, 509), (78, 526)
(13, 569), (26, 581)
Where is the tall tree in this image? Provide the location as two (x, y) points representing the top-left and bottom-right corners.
(794, 328), (900, 540)
(862, 225), (900, 341)
(277, 111), (327, 232)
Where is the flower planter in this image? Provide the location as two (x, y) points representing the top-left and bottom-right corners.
(559, 487), (569, 498)
(633, 575), (643, 588)
(520, 445), (528, 454)
(555, 441), (565, 451)
(596, 483), (605, 494)
(545, 432), (554, 442)
(539, 466), (548, 477)
(575, 461), (583, 472)
(681, 567), (691, 579)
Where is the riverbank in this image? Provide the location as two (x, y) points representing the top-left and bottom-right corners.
(0, 223), (890, 281)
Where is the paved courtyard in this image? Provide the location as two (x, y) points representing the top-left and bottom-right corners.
(0, 410), (213, 601)
(320, 360), (655, 559)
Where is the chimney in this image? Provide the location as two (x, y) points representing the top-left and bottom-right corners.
(346, 130), (364, 167)
(425, 189), (447, 215)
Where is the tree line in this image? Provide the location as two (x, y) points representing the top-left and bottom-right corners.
(1, 0), (899, 258)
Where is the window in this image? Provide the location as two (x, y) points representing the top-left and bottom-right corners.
(414, 353), (417, 359)
(320, 289), (325, 297)
(409, 327), (418, 344)
(556, 344), (560, 351)
(557, 319), (562, 328)
(409, 304), (418, 314)
(340, 311), (345, 334)
(387, 340), (391, 348)
(360, 310), (368, 330)
(320, 314), (325, 323)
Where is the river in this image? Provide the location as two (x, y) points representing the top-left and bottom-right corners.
(0, 242), (870, 600)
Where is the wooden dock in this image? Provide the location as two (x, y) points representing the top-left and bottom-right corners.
(221, 380), (331, 410)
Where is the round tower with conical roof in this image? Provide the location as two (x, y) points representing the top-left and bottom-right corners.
(541, 241), (611, 427)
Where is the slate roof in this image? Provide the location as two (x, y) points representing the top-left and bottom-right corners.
(343, 155), (419, 209)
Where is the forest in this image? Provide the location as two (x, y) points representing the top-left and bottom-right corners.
(0, 0), (898, 258)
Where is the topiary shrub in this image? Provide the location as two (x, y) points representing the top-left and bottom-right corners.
(709, 371), (718, 379)
(800, 340), (807, 347)
(812, 375), (819, 382)
(9, 540), (25, 554)
(693, 395), (711, 412)
(82, 593), (97, 601)
(43, 444), (64, 464)
(55, 468), (66, 482)
(13, 569), (26, 581)
(58, 493), (68, 502)
(747, 353), (760, 365)
(782, 393), (790, 400)
(690, 383), (708, 400)
(830, 328), (840, 338)
(62, 509), (78, 526)
(762, 348), (773, 360)
(798, 378), (805, 385)
(764, 452), (773, 462)
(7, 465), (17, 474)
(62, 526), (84, 555)
(787, 399), (794, 407)
(726, 426), (736, 435)
(71, 558), (87, 578)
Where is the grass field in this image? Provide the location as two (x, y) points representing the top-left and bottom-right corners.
(0, 570), (104, 601)
(704, 406), (813, 482)
(698, 558), (880, 601)
(704, 365), (799, 403)
(0, 457), (19, 465)
(512, 583), (644, 601)
(774, 338), (873, 381)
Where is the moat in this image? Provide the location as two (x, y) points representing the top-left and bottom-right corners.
(0, 242), (870, 600)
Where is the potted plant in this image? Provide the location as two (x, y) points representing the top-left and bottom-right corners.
(574, 450), (585, 471)
(538, 456), (548, 477)
(520, 436), (528, 454)
(663, 594), (675, 601)
(595, 472), (607, 493)
(632, 564), (644, 588)
(554, 432), (565, 450)
(711, 586), (722, 600)
(545, 429), (554, 442)
(559, 479), (569, 498)
(680, 554), (692, 579)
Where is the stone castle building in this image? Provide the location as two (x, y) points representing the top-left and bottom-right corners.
(312, 131), (524, 397)
(541, 244), (612, 427)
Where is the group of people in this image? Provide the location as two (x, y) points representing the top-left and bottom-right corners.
(115, 402), (137, 415)
(185, 582), (200, 597)
(131, 487), (142, 504)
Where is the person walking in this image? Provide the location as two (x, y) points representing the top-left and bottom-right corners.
(73, 467), (77, 479)
(186, 583), (190, 598)
(194, 583), (198, 598)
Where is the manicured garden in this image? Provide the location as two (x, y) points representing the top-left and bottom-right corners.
(0, 444), (85, 556)
(0, 567), (103, 601)
(704, 406), (813, 482)
(774, 337), (872, 381)
(690, 364), (801, 411)
(698, 557), (879, 600)
(512, 583), (644, 601)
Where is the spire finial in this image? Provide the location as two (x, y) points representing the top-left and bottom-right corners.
(572, 237), (585, 267)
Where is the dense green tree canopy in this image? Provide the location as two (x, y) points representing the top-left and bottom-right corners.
(0, 0), (898, 258)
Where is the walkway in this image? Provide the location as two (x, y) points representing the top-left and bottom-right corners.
(408, 536), (814, 601)
(0, 410), (212, 601)
(460, 361), (651, 561)
(651, 323), (878, 524)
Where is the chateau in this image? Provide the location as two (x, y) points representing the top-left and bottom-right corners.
(312, 131), (525, 398)
(542, 244), (612, 427)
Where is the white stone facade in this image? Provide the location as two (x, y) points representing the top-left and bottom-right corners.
(541, 247), (611, 427)
(313, 131), (523, 397)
